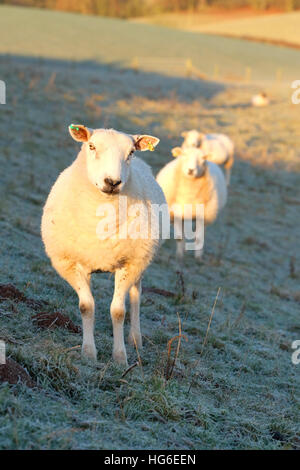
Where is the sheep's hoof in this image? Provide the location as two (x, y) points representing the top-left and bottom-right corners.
(113, 350), (128, 367)
(128, 331), (143, 349)
(82, 343), (97, 361)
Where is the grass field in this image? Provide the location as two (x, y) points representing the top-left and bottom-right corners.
(132, 11), (300, 48)
(0, 6), (300, 450)
(1, 6), (300, 83)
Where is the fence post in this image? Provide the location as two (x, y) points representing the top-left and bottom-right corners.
(213, 64), (219, 81)
(276, 68), (283, 83)
(245, 66), (252, 83)
(131, 57), (139, 72)
(186, 59), (193, 78)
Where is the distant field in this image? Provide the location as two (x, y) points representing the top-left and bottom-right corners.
(0, 6), (300, 83)
(131, 8), (270, 28)
(0, 5), (300, 451)
(132, 11), (300, 48)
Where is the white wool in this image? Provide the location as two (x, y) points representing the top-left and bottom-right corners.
(201, 136), (228, 166)
(156, 146), (227, 259)
(42, 154), (164, 272)
(252, 93), (269, 107)
(181, 130), (235, 186)
(205, 133), (234, 158)
(41, 126), (166, 365)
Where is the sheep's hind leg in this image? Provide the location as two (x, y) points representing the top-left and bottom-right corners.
(128, 279), (142, 349)
(224, 153), (234, 186)
(52, 259), (96, 360)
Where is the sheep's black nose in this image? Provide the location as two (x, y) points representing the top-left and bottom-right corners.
(104, 178), (122, 188)
(188, 169), (194, 175)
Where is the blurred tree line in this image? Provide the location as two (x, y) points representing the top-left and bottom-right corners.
(1, 0), (299, 16)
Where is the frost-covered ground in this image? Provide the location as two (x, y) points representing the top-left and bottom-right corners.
(0, 8), (299, 451)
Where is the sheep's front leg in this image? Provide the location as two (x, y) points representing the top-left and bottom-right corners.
(74, 265), (96, 360)
(174, 217), (185, 260)
(79, 273), (97, 360)
(128, 279), (142, 349)
(195, 221), (204, 260)
(111, 268), (136, 366)
(51, 259), (96, 360)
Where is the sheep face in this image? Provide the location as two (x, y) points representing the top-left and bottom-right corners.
(172, 146), (207, 178)
(182, 130), (204, 148)
(69, 125), (159, 195)
(86, 129), (134, 195)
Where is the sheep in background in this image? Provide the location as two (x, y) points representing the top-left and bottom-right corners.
(181, 129), (202, 149)
(156, 146), (227, 260)
(41, 124), (166, 366)
(181, 130), (234, 186)
(251, 92), (269, 107)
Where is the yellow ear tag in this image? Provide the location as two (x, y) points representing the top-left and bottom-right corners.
(148, 142), (155, 151)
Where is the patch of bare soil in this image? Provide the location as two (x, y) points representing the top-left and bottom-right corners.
(32, 312), (81, 333)
(0, 284), (27, 302)
(0, 358), (36, 388)
(143, 286), (176, 298)
(0, 284), (48, 311)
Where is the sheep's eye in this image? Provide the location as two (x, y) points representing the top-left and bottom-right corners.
(89, 143), (96, 151)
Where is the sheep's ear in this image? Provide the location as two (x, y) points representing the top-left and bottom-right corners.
(69, 124), (93, 142)
(171, 147), (182, 158)
(181, 131), (188, 138)
(133, 135), (160, 152)
(203, 154), (211, 160)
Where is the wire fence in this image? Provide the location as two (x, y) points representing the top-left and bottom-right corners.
(128, 57), (284, 84)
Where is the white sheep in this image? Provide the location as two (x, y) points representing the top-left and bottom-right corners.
(156, 146), (227, 260)
(181, 130), (202, 149)
(181, 130), (234, 186)
(41, 124), (166, 366)
(251, 92), (269, 107)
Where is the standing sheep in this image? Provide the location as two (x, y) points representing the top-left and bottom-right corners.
(41, 125), (166, 366)
(181, 130), (234, 186)
(156, 146), (227, 260)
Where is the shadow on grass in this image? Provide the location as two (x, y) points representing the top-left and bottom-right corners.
(0, 53), (226, 103)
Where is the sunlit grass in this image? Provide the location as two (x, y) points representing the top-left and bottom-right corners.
(132, 11), (300, 47)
